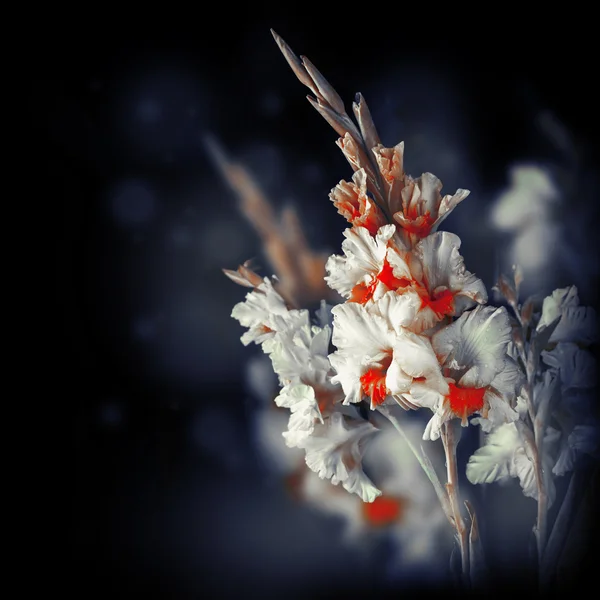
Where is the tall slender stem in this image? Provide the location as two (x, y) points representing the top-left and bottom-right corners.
(441, 421), (470, 586)
(510, 300), (548, 571)
(376, 406), (453, 526)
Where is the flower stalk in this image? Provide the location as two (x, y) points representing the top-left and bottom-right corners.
(441, 421), (470, 586)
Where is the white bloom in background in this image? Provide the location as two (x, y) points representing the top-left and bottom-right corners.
(299, 412), (381, 502)
(325, 224), (414, 304)
(489, 165), (562, 290)
(491, 165), (559, 232)
(231, 277), (309, 346)
(537, 286), (597, 345)
(362, 420), (450, 564)
(466, 421), (560, 507)
(536, 286), (579, 333)
(329, 297), (447, 410)
(408, 306), (520, 440)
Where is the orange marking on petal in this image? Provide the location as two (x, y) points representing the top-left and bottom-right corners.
(350, 259), (411, 305)
(350, 281), (377, 304)
(360, 355), (393, 406)
(363, 495), (404, 526)
(420, 288), (455, 318)
(401, 209), (435, 237)
(376, 258), (410, 290)
(360, 216), (382, 236)
(446, 382), (486, 424)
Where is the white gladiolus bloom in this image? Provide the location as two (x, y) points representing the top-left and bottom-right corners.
(274, 383), (325, 448)
(466, 421), (560, 507)
(411, 232), (487, 331)
(537, 285), (598, 344)
(326, 226), (486, 334)
(299, 412), (381, 502)
(490, 165), (559, 232)
(266, 323), (344, 446)
(231, 277), (309, 346)
(329, 296), (447, 410)
(408, 306), (519, 440)
(370, 144), (470, 247)
(325, 224), (414, 304)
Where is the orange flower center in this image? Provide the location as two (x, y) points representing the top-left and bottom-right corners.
(403, 210), (435, 237)
(350, 258), (411, 304)
(446, 382), (486, 424)
(360, 354), (393, 407)
(362, 495), (405, 526)
(419, 288), (455, 318)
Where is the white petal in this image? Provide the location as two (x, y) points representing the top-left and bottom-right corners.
(474, 389), (519, 432)
(385, 359), (414, 396)
(432, 306), (511, 388)
(331, 302), (395, 358)
(370, 289), (422, 334)
(414, 232), (487, 314)
(268, 323), (332, 384)
(466, 423), (521, 484)
(489, 356), (525, 398)
(392, 331), (448, 395)
(423, 412), (445, 441)
(300, 412), (382, 502)
(537, 286), (578, 333)
(324, 225), (394, 298)
(435, 189), (470, 229)
(328, 352), (364, 405)
(404, 381), (445, 410)
(329, 302), (397, 405)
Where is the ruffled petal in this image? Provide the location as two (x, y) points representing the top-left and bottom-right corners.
(432, 306), (511, 389)
(232, 277), (310, 346)
(466, 423), (521, 484)
(300, 412), (382, 502)
(325, 225), (395, 298)
(414, 232), (487, 316)
(537, 286), (578, 332)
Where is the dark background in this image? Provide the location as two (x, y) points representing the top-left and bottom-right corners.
(39, 10), (599, 599)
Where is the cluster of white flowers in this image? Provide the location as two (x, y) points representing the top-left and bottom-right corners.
(220, 30), (598, 587)
(228, 135), (530, 504)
